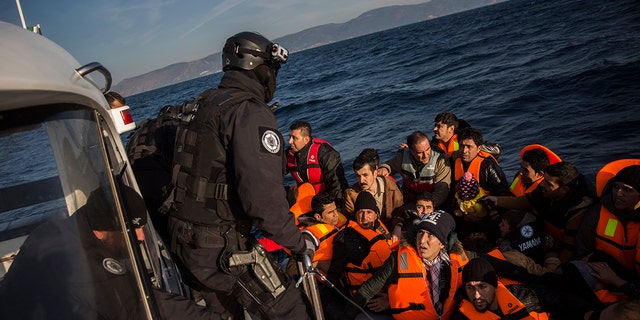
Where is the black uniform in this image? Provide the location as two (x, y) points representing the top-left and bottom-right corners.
(0, 201), (144, 319)
(168, 70), (310, 319)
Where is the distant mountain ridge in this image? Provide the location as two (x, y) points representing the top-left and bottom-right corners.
(113, 0), (502, 96)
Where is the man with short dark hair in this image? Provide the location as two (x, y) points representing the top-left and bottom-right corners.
(451, 127), (510, 241)
(287, 120), (349, 203)
(433, 112), (466, 158)
(510, 145), (561, 196)
(344, 148), (404, 240)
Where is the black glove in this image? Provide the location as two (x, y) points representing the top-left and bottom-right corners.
(292, 239), (315, 265)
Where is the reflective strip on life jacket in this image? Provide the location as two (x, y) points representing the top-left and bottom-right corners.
(400, 148), (441, 201)
(595, 206), (640, 275)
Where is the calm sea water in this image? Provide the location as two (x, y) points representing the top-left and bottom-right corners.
(127, 0), (640, 185)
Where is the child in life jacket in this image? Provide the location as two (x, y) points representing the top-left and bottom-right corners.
(455, 172), (488, 218)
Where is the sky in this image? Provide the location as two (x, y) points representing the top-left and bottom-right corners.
(1, 0), (428, 84)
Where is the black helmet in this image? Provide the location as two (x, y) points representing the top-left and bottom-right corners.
(222, 32), (288, 71)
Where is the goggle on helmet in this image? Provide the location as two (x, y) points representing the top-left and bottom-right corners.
(222, 31), (288, 71)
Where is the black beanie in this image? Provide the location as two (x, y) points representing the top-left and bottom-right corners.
(417, 210), (455, 245)
(613, 165), (640, 192)
(354, 192), (379, 215)
(463, 258), (498, 288)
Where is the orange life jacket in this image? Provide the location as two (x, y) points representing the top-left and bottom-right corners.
(437, 134), (459, 158)
(595, 206), (640, 275)
(302, 220), (341, 263)
(509, 144), (561, 197)
(594, 289), (628, 303)
(454, 150), (496, 195)
(344, 220), (393, 295)
(451, 250), (470, 268)
(287, 138), (331, 194)
(387, 246), (462, 320)
(458, 282), (548, 320)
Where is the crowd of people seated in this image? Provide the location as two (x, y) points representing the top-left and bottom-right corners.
(281, 113), (640, 320)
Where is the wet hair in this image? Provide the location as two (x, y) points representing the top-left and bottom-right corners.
(545, 161), (579, 187)
(353, 148), (379, 171)
(290, 120), (312, 137)
(458, 127), (483, 147)
(434, 112), (459, 128)
(406, 131), (430, 149)
(415, 192), (434, 204)
(311, 192), (335, 215)
(104, 91), (126, 108)
(522, 148), (551, 173)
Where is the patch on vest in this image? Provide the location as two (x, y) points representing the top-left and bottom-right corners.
(519, 225), (534, 238)
(103, 258), (126, 275)
(260, 127), (281, 154)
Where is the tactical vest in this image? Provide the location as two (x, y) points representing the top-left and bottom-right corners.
(169, 88), (260, 225)
(126, 104), (181, 170)
(400, 148), (441, 201)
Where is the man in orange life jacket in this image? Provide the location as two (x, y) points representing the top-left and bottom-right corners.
(379, 131), (451, 208)
(326, 191), (394, 319)
(340, 210), (462, 320)
(577, 164), (640, 280)
(511, 148), (554, 196)
(451, 258), (549, 320)
(451, 127), (510, 242)
(344, 148), (405, 242)
(297, 192), (348, 274)
(432, 112), (469, 158)
(287, 120), (349, 204)
(484, 161), (596, 263)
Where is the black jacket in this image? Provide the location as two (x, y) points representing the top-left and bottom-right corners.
(287, 140), (349, 202)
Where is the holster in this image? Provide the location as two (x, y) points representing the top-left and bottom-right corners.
(228, 239), (290, 305)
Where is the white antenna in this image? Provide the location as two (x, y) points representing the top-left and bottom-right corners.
(15, 0), (27, 29)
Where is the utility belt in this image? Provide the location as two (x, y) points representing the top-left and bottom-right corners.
(169, 217), (289, 306)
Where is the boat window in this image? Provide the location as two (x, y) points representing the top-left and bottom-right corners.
(0, 104), (150, 319)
